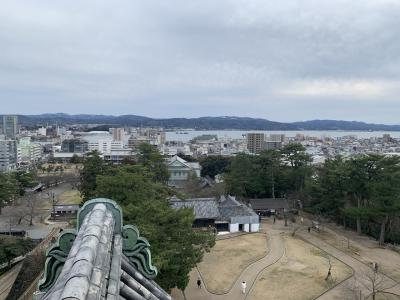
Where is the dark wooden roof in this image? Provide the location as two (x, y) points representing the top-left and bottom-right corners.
(248, 198), (291, 210)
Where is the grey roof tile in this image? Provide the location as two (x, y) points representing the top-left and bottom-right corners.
(170, 198), (220, 219)
(38, 201), (173, 300)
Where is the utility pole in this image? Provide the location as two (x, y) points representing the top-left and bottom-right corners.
(47, 191), (56, 215)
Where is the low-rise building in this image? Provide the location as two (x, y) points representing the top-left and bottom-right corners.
(51, 204), (80, 220)
(103, 149), (133, 164)
(18, 137), (42, 164)
(248, 198), (292, 216)
(170, 195), (260, 233)
(61, 139), (88, 153)
(167, 155), (201, 187)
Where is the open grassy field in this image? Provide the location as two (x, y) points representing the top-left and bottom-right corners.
(250, 234), (353, 300)
(197, 233), (268, 294)
(58, 189), (82, 205)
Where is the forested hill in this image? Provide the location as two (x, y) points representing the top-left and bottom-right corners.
(15, 113), (400, 131)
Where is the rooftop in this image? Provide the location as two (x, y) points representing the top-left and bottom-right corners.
(35, 198), (172, 300)
(170, 195), (258, 222)
(248, 198), (291, 210)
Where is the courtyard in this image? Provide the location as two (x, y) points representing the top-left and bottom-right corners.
(171, 217), (400, 300)
(198, 233), (268, 294)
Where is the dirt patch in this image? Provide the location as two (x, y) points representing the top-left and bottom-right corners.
(198, 233), (267, 294)
(38, 189), (81, 210)
(250, 234), (353, 300)
(367, 293), (400, 300)
(57, 190), (82, 205)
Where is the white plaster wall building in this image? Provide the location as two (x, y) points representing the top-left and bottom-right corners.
(170, 195), (260, 233)
(166, 155), (201, 187)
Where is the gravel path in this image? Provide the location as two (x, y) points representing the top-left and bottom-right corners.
(173, 218), (400, 300)
(172, 226), (285, 300)
(297, 228), (400, 299)
(0, 263), (22, 300)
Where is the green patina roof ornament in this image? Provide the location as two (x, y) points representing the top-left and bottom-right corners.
(38, 229), (77, 292)
(37, 198), (159, 294)
(122, 225), (158, 278)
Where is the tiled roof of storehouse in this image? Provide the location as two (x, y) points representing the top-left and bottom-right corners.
(170, 197), (220, 219)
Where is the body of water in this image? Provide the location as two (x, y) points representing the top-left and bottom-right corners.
(78, 130), (400, 143)
(166, 130), (400, 142)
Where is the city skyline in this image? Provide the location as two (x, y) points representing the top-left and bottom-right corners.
(1, 1), (400, 123)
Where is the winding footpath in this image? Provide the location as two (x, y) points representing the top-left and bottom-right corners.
(297, 228), (400, 299)
(175, 227), (285, 300)
(172, 221), (400, 300)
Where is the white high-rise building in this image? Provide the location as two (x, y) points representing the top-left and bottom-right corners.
(111, 128), (125, 141)
(37, 127), (47, 136)
(2, 115), (18, 139)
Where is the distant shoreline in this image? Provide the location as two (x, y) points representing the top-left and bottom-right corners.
(12, 114), (400, 132)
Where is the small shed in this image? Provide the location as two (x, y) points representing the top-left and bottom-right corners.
(0, 229), (26, 237)
(248, 198), (291, 216)
(51, 204), (80, 220)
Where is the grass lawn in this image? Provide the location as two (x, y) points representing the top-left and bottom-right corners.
(250, 234), (353, 300)
(197, 233), (267, 294)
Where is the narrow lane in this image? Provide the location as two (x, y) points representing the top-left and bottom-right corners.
(0, 263), (23, 300)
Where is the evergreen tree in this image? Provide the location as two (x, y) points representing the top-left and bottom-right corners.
(0, 173), (19, 214)
(78, 151), (107, 202)
(137, 143), (169, 183)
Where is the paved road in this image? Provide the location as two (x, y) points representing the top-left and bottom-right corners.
(0, 263), (22, 300)
(172, 226), (285, 300)
(0, 182), (74, 239)
(297, 228), (400, 299)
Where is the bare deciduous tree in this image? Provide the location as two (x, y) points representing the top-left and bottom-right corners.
(344, 267), (399, 300)
(325, 256), (333, 281)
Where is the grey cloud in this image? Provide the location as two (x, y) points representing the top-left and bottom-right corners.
(0, 0), (400, 122)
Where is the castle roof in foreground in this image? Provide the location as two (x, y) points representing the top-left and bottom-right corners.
(34, 198), (172, 300)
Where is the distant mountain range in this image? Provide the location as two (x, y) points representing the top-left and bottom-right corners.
(14, 113), (400, 131)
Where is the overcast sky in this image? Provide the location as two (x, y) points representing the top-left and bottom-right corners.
(1, 0), (400, 123)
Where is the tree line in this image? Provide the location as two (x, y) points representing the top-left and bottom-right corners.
(0, 171), (38, 214)
(199, 145), (400, 245)
(307, 154), (400, 245)
(78, 143), (215, 292)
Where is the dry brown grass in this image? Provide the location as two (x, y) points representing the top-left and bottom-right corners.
(58, 190), (82, 205)
(197, 233), (268, 294)
(314, 229), (400, 282)
(250, 234), (353, 300)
